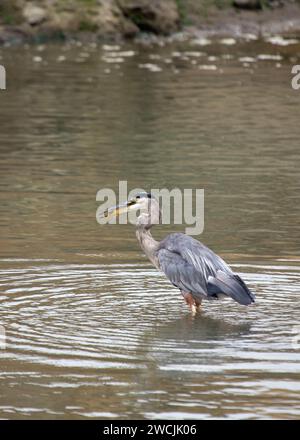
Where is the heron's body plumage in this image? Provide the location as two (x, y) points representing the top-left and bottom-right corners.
(155, 233), (255, 305)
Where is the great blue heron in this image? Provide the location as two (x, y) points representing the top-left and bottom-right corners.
(101, 192), (255, 313)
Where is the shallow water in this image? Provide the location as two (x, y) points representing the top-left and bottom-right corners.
(0, 38), (300, 419)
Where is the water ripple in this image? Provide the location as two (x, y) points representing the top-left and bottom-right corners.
(0, 261), (299, 419)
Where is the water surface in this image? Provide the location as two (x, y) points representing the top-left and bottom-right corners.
(0, 38), (300, 419)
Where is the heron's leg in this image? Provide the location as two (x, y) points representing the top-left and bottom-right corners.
(181, 292), (200, 315)
(195, 298), (202, 311)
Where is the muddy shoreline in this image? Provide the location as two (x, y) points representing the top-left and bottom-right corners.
(185, 4), (300, 39)
(1, 1), (300, 46)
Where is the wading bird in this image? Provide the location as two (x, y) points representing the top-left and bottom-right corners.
(101, 192), (255, 313)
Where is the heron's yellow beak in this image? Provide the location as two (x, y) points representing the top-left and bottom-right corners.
(100, 200), (136, 220)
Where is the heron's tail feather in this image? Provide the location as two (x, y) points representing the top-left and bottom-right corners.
(207, 271), (255, 305)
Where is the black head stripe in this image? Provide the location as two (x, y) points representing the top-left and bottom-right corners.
(135, 192), (152, 199)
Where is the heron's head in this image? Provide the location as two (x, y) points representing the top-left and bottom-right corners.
(101, 192), (161, 228)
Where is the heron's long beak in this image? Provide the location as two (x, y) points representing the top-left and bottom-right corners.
(99, 200), (137, 220)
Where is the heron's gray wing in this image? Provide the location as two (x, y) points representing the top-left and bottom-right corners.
(157, 248), (208, 301)
(207, 271), (255, 305)
(158, 233), (229, 278)
(158, 233), (255, 305)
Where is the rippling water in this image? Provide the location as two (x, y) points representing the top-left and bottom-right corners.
(0, 37), (300, 419)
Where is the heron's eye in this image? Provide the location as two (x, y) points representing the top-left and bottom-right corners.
(136, 195), (140, 199)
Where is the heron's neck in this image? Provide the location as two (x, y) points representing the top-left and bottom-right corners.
(136, 227), (159, 268)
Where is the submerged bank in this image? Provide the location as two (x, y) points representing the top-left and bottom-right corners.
(1, 0), (300, 45)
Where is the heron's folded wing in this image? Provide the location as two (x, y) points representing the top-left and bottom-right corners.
(208, 270), (255, 305)
(157, 248), (208, 299)
(158, 233), (255, 305)
(159, 233), (229, 279)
